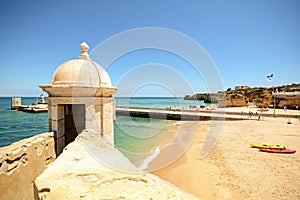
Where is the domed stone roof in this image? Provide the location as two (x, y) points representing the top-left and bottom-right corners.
(40, 42), (117, 97)
(51, 42), (112, 88)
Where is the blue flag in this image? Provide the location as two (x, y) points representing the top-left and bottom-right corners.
(266, 74), (273, 82)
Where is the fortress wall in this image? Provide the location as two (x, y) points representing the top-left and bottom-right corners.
(34, 130), (198, 200)
(0, 132), (56, 200)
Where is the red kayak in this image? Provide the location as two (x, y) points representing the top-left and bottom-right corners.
(260, 148), (296, 154)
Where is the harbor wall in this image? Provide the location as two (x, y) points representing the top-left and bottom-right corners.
(11, 97), (21, 110)
(115, 108), (249, 121)
(116, 109), (212, 120)
(0, 132), (56, 200)
(116, 106), (300, 119)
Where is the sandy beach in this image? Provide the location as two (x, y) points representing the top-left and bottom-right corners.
(150, 109), (300, 200)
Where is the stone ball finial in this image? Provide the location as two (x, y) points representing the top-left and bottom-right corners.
(78, 42), (90, 60)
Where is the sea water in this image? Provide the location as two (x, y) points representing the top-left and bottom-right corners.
(114, 115), (177, 169)
(0, 97), (206, 168)
(0, 97), (48, 147)
(115, 97), (207, 109)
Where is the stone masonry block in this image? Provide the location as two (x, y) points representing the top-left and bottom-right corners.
(101, 118), (113, 135)
(55, 136), (65, 155)
(102, 133), (114, 146)
(51, 119), (65, 138)
(85, 119), (100, 133)
(50, 105), (64, 121)
(85, 106), (96, 121)
(48, 119), (52, 131)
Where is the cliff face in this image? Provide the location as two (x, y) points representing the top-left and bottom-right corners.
(278, 98), (300, 108)
(225, 88), (273, 108)
(184, 83), (300, 108)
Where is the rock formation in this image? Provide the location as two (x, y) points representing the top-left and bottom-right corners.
(184, 83), (300, 108)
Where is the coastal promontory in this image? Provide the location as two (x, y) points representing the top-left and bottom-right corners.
(184, 83), (300, 108)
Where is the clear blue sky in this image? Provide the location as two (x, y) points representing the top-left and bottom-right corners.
(0, 0), (299, 97)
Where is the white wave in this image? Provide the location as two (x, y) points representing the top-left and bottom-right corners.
(137, 146), (161, 171)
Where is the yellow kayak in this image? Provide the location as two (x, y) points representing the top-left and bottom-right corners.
(250, 143), (287, 149)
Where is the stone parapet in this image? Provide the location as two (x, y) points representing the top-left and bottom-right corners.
(0, 132), (56, 200)
(34, 130), (198, 199)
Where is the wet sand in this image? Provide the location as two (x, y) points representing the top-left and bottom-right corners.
(149, 115), (300, 199)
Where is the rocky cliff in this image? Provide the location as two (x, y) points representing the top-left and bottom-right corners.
(184, 83), (300, 108)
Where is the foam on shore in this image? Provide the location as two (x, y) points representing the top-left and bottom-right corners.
(137, 146), (161, 171)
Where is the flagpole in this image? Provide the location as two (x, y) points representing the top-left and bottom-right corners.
(266, 74), (275, 117)
(273, 87), (276, 117)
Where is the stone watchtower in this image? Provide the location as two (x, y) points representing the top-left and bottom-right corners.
(40, 42), (117, 155)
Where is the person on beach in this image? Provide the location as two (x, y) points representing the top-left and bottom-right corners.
(248, 111), (253, 118)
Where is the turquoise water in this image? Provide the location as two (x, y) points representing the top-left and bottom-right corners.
(115, 97), (207, 109)
(114, 115), (176, 168)
(0, 97), (205, 167)
(0, 97), (48, 147)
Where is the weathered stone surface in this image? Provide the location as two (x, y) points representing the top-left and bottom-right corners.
(49, 105), (64, 121)
(35, 130), (198, 199)
(0, 132), (56, 200)
(101, 118), (113, 133)
(278, 98), (300, 108)
(185, 83), (300, 108)
(50, 119), (65, 138)
(40, 43), (117, 155)
(226, 93), (246, 107)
